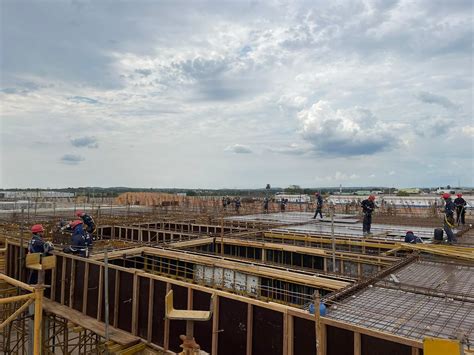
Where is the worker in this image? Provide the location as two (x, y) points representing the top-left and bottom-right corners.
(76, 210), (96, 234)
(442, 193), (456, 244)
(234, 197), (241, 214)
(28, 224), (54, 284)
(454, 193), (467, 226)
(361, 195), (376, 235)
(63, 220), (89, 257)
(404, 231), (423, 244)
(313, 192), (323, 219)
(263, 197), (269, 213)
(222, 197), (227, 210)
(280, 198), (287, 212)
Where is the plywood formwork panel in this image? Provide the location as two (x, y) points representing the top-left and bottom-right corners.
(218, 297), (248, 355)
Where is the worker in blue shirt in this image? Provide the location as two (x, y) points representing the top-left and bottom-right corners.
(28, 224), (54, 284)
(63, 220), (89, 257)
(442, 193), (456, 244)
(313, 192), (323, 219)
(76, 210), (96, 234)
(404, 231), (423, 244)
(454, 193), (467, 226)
(361, 195), (376, 235)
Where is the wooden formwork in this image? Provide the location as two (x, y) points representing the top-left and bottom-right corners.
(4, 240), (424, 355)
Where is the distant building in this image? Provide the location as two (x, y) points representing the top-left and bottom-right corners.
(0, 191), (75, 199)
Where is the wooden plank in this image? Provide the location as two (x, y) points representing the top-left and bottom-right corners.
(354, 331), (361, 355)
(69, 259), (76, 307)
(211, 295), (219, 355)
(114, 270), (120, 328)
(287, 314), (294, 355)
(97, 266), (103, 321)
(320, 323), (327, 355)
(147, 279), (154, 342)
(164, 283), (171, 350)
(60, 257), (66, 304)
(283, 312), (289, 355)
(246, 303), (253, 355)
(43, 299), (140, 346)
(131, 273), (139, 335)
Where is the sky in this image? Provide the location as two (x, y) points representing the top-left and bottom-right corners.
(1, 0), (473, 189)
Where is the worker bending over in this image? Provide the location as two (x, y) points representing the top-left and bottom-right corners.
(63, 220), (92, 257)
(404, 231), (423, 244)
(442, 193), (456, 244)
(76, 210), (96, 234)
(361, 195), (376, 236)
(454, 193), (467, 226)
(313, 192), (323, 219)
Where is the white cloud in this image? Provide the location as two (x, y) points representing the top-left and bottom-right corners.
(319, 171), (359, 182)
(297, 101), (399, 156)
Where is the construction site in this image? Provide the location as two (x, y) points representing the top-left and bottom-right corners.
(0, 191), (473, 355)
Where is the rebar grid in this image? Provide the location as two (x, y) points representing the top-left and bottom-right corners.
(386, 260), (474, 296)
(326, 286), (474, 342)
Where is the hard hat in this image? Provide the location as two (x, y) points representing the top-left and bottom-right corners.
(442, 193), (450, 199)
(457, 193), (463, 197)
(70, 220), (83, 229)
(368, 195), (376, 201)
(315, 192), (319, 195)
(76, 210), (85, 217)
(406, 231), (413, 235)
(31, 224), (44, 233)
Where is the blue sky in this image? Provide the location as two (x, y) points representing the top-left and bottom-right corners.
(1, 0), (472, 188)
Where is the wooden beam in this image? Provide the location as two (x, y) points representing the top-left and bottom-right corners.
(246, 303), (253, 355)
(163, 283), (171, 351)
(69, 259), (76, 307)
(131, 273), (139, 335)
(113, 270), (120, 328)
(97, 266), (103, 321)
(354, 331), (361, 355)
(147, 279), (154, 343)
(60, 257), (66, 305)
(211, 295), (219, 355)
(320, 323), (327, 355)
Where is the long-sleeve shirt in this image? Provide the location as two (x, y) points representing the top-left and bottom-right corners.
(444, 198), (455, 217)
(454, 197), (467, 208)
(361, 199), (375, 215)
(317, 196), (323, 208)
(28, 234), (45, 253)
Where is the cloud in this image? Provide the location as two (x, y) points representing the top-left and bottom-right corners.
(60, 154), (85, 165)
(320, 171), (359, 181)
(462, 126), (474, 137)
(70, 136), (99, 149)
(416, 91), (457, 110)
(225, 144), (252, 154)
(135, 68), (152, 77)
(414, 116), (454, 137)
(297, 101), (398, 156)
(268, 144), (308, 155)
(68, 96), (99, 104)
(1, 88), (27, 95)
